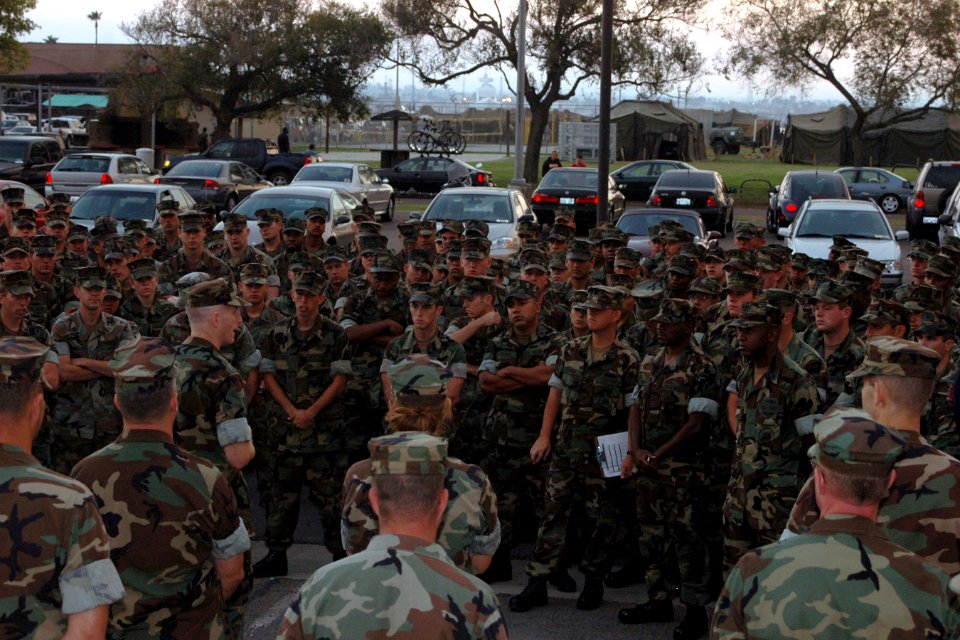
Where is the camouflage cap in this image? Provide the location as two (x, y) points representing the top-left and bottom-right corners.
(156, 197), (180, 213)
(914, 311), (958, 338)
(369, 251), (401, 273)
(549, 251), (568, 270)
(724, 249), (757, 272)
(847, 336), (939, 380)
(398, 220), (420, 241)
(185, 277), (246, 308)
(614, 247), (641, 269)
(124, 219), (147, 237)
(830, 236), (856, 251)
(129, 258), (158, 281)
(942, 236), (960, 252)
(939, 244), (960, 260)
(566, 239), (593, 261)
(704, 247), (726, 263)
(176, 271), (212, 293)
(408, 283), (444, 305)
(734, 223), (757, 240)
(0, 270), (33, 296)
(926, 255), (958, 279)
(855, 257), (885, 280)
(505, 279), (540, 302)
(446, 241), (462, 259)
(222, 212), (248, 231)
(665, 254), (698, 277)
(554, 207), (576, 225)
(44, 210), (69, 228)
(352, 209), (374, 224)
(320, 245), (349, 264)
(808, 280), (853, 305)
(807, 258), (839, 278)
(902, 284), (940, 313)
(293, 271), (325, 295)
(582, 285), (624, 310)
(177, 211), (204, 232)
(418, 220), (437, 236)
(0, 187), (24, 205)
(520, 250), (549, 273)
(790, 252), (812, 269)
(109, 336), (177, 392)
(439, 219), (464, 235)
(679, 243), (707, 261)
(386, 355), (451, 410)
(517, 219), (540, 235)
(405, 248), (434, 270)
(358, 234), (388, 256)
(461, 237), (492, 260)
(12, 209), (36, 228)
(908, 239), (939, 261)
(240, 262), (270, 285)
(860, 298), (909, 327)
(464, 220), (489, 238)
(570, 289), (590, 310)
(730, 302), (783, 328)
(608, 273), (635, 292)
(370, 431), (448, 476)
(723, 270), (761, 294)
(0, 336), (48, 385)
(839, 246), (868, 263)
(432, 255), (449, 272)
(489, 259), (507, 278)
(30, 235), (56, 256)
(1, 237), (29, 257)
(548, 225), (575, 242)
(599, 227), (628, 246)
(651, 298), (695, 324)
(459, 275), (494, 299)
(103, 239), (129, 261)
(76, 266), (108, 289)
(659, 227), (694, 243)
(304, 207), (328, 222)
(283, 218), (305, 234)
(256, 208), (283, 225)
(358, 221), (383, 236)
(808, 408), (903, 477)
(755, 254), (780, 273)
(688, 276), (722, 298)
(204, 230), (225, 250)
(104, 276), (122, 299)
(758, 288), (797, 311)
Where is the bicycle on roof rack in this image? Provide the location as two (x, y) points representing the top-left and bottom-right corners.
(407, 119), (467, 156)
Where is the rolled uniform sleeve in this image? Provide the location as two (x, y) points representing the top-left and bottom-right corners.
(59, 495), (124, 615)
(209, 470), (250, 559)
(478, 358), (498, 374)
(789, 374), (821, 437)
(215, 370), (252, 444)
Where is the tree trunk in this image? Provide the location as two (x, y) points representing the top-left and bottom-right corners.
(850, 116), (866, 167)
(524, 102), (552, 184)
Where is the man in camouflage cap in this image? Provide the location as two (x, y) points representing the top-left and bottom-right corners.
(861, 297), (910, 339)
(254, 270), (352, 577)
(665, 254), (698, 297)
(173, 278), (255, 638)
(913, 312), (960, 457)
(153, 197), (182, 262)
(72, 335), (250, 638)
(118, 257), (178, 337)
(157, 211), (233, 295)
(618, 298), (721, 637)
(218, 212), (276, 283)
(237, 262), (288, 345)
(716, 408), (959, 638)
(0, 336), (124, 637)
(893, 239), (938, 303)
(512, 284), (641, 612)
(0, 270), (59, 391)
(281, 429), (508, 640)
(923, 255), (960, 321)
(723, 302), (820, 570)
(0, 186), (24, 238)
(49, 266), (139, 474)
(759, 288), (826, 394)
(804, 280), (865, 405)
(253, 207), (285, 258)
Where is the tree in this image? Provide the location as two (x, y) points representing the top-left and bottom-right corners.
(385, 0), (703, 182)
(722, 0), (960, 165)
(87, 11), (102, 46)
(43, 35), (58, 43)
(122, 0), (389, 140)
(0, 0), (38, 72)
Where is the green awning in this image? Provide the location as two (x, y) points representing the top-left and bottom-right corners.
(41, 94), (108, 109)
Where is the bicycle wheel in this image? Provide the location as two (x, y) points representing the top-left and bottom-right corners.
(453, 133), (466, 154)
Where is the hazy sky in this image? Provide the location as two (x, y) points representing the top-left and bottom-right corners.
(23, 0), (841, 103)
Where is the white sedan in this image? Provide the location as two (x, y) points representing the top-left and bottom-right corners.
(777, 199), (908, 289)
(421, 187), (535, 259)
(292, 162), (395, 222)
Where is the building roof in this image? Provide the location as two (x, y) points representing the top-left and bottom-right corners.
(0, 43), (152, 86)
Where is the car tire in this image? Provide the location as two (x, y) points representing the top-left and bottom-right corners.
(712, 141), (726, 156)
(879, 194), (900, 214)
(267, 171), (290, 186)
(381, 197), (395, 222)
(766, 209), (776, 233)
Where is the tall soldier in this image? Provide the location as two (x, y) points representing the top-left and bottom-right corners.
(0, 336), (124, 638)
(218, 213), (276, 282)
(153, 197), (182, 263)
(119, 258), (178, 336)
(806, 281), (865, 405)
(72, 336), (250, 639)
(50, 266), (138, 474)
(157, 212), (233, 295)
(174, 278), (256, 640)
(254, 271), (351, 577)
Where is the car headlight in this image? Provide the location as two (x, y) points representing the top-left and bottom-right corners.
(492, 236), (515, 250)
(883, 260), (901, 273)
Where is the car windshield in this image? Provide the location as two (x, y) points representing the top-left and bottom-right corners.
(655, 172), (715, 189)
(424, 193), (514, 224)
(539, 170), (598, 189)
(55, 156), (111, 173)
(70, 191), (158, 221)
(234, 194), (332, 219)
(0, 140), (28, 164)
(166, 161), (224, 178)
(617, 214), (700, 238)
(295, 165), (353, 182)
(791, 175), (847, 199)
(796, 209), (891, 239)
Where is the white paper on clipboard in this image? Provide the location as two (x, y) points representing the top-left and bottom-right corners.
(595, 431), (629, 478)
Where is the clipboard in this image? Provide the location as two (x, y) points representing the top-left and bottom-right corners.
(594, 431), (629, 478)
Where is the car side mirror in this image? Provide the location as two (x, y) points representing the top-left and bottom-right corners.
(776, 227), (790, 238)
(380, 177), (389, 184)
(772, 185), (780, 194)
(895, 230), (909, 241)
(407, 211), (422, 221)
(938, 213), (952, 225)
(727, 187), (737, 194)
(334, 215), (350, 226)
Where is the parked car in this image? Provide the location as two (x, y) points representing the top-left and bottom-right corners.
(766, 170), (850, 232)
(835, 167), (912, 214)
(156, 159), (271, 211)
(777, 199), (907, 288)
(226, 185), (357, 246)
(293, 162), (396, 221)
(4, 125), (38, 135)
(41, 117), (88, 147)
(907, 160), (960, 241)
(530, 167), (625, 231)
(421, 187), (533, 259)
(69, 184), (196, 233)
(374, 156), (492, 194)
(0, 179), (49, 224)
(936, 183), (960, 245)
(46, 153), (156, 199)
(163, 138), (319, 186)
(647, 169), (735, 236)
(610, 159), (696, 202)
(0, 136), (63, 192)
(615, 208), (719, 257)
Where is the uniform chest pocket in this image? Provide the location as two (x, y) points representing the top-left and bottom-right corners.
(754, 398), (785, 454)
(591, 372), (624, 414)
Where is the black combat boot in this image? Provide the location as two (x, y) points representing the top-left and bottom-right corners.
(548, 567), (577, 592)
(673, 604), (708, 640)
(478, 547), (513, 584)
(575, 575), (604, 610)
(252, 550), (288, 578)
(509, 576), (548, 612)
(618, 598), (674, 624)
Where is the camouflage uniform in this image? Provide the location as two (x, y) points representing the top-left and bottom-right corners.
(723, 305), (820, 569)
(216, 245), (276, 283)
(0, 336), (125, 637)
(161, 312), (262, 375)
(382, 328), (467, 383)
(259, 305), (352, 556)
(27, 278), (62, 329)
(118, 294), (179, 338)
(50, 303), (138, 475)
(806, 327), (865, 406)
(280, 432), (508, 640)
(526, 287), (641, 580)
(241, 304), (288, 347)
(157, 250), (233, 295)
(715, 410), (960, 639)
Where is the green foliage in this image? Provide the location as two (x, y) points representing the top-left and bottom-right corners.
(0, 0), (38, 73)
(121, 0), (389, 136)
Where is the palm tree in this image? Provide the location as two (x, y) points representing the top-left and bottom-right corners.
(43, 35), (58, 43)
(87, 11), (102, 46)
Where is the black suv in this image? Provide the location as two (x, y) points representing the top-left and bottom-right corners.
(908, 161), (960, 241)
(647, 169), (736, 236)
(767, 170), (850, 232)
(0, 136), (63, 192)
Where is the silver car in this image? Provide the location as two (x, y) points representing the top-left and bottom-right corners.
(69, 184), (196, 234)
(46, 152), (156, 199)
(835, 167), (913, 214)
(222, 185), (358, 247)
(421, 187), (534, 259)
(292, 162), (395, 221)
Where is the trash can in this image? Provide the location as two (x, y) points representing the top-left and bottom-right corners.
(380, 149), (409, 169)
(136, 148), (156, 170)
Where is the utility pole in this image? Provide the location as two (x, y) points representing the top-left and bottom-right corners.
(596, 0), (613, 225)
(511, 0), (527, 187)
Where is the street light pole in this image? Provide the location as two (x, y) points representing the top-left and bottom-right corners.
(511, 0), (527, 186)
(596, 0), (613, 226)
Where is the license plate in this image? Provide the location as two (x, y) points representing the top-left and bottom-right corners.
(559, 197), (575, 205)
(676, 197), (691, 206)
(923, 216), (938, 224)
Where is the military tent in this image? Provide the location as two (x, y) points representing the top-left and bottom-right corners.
(610, 100), (706, 161)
